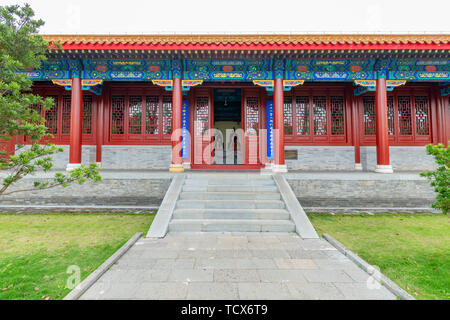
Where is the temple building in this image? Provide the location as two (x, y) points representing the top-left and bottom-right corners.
(12, 34), (450, 172)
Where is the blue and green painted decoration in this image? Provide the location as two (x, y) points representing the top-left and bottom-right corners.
(22, 57), (449, 96)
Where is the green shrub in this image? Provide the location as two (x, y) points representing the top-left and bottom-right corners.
(420, 144), (450, 214)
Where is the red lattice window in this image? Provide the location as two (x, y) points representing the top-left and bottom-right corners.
(112, 96), (125, 135)
(414, 96), (430, 135)
(162, 95), (172, 135)
(146, 96), (159, 134)
(284, 96), (293, 135)
(110, 92), (172, 144)
(45, 95), (58, 135)
(30, 103), (43, 118)
(286, 92), (347, 145)
(295, 96), (310, 135)
(29, 92), (96, 145)
(363, 96), (376, 135)
(330, 96), (344, 135)
(360, 92), (432, 146)
(387, 96), (395, 135)
(128, 96), (143, 134)
(82, 95), (93, 134)
(397, 96), (412, 135)
(61, 96), (71, 134)
(245, 97), (259, 135)
(195, 96), (209, 135)
(313, 96), (327, 135)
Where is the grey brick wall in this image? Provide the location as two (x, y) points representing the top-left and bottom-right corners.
(15, 145), (173, 170)
(285, 146), (437, 171)
(285, 146), (355, 171)
(15, 144), (436, 171)
(285, 172), (436, 210)
(0, 172), (172, 207)
(360, 146), (436, 171)
(101, 145), (172, 170)
(16, 145), (96, 170)
(0, 170), (437, 212)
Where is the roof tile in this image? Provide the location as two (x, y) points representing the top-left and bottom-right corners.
(41, 34), (450, 49)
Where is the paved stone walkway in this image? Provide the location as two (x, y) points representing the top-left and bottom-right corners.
(80, 233), (396, 300)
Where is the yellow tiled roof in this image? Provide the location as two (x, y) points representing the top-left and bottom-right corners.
(42, 34), (450, 46)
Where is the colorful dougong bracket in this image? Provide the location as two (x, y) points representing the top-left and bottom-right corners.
(51, 79), (103, 94)
(152, 79), (203, 92)
(353, 79), (407, 95)
(182, 80), (203, 91)
(81, 79), (103, 87)
(253, 80), (305, 92)
(283, 80), (305, 91)
(253, 80), (274, 92)
(51, 79), (72, 89)
(152, 79), (173, 91)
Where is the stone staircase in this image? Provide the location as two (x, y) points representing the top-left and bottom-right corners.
(168, 173), (296, 232)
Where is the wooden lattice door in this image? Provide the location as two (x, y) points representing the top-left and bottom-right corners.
(243, 91), (261, 165)
(193, 91), (213, 165)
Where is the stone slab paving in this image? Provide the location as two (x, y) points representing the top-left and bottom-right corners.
(79, 233), (396, 300)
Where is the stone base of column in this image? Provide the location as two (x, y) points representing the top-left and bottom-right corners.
(374, 164), (393, 174)
(272, 164), (288, 173)
(66, 163), (82, 172)
(169, 164), (184, 173)
(182, 162), (191, 170)
(355, 163), (363, 171)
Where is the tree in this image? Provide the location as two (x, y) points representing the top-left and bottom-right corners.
(420, 144), (449, 214)
(0, 3), (101, 197)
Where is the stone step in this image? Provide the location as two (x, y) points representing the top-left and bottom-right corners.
(185, 174), (272, 180)
(179, 191), (281, 200)
(172, 208), (290, 220)
(184, 179), (275, 186)
(182, 185), (278, 192)
(168, 219), (296, 232)
(176, 199), (285, 209)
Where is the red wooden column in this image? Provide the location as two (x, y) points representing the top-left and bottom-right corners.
(273, 77), (287, 172)
(444, 96), (450, 148)
(170, 77), (184, 172)
(350, 90), (362, 170)
(96, 94), (104, 165)
(374, 75), (393, 173)
(430, 88), (440, 145)
(67, 77), (83, 171)
(437, 94), (449, 147)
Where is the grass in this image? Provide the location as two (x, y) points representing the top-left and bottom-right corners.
(308, 213), (450, 300)
(0, 212), (154, 300)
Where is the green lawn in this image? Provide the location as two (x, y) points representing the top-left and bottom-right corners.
(308, 214), (450, 300)
(0, 213), (154, 300)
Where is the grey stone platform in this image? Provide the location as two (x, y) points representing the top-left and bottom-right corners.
(79, 233), (396, 300)
(285, 171), (437, 212)
(0, 170), (436, 213)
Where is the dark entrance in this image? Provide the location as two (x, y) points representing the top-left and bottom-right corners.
(213, 88), (242, 165)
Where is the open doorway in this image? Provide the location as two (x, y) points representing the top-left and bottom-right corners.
(213, 88), (242, 165)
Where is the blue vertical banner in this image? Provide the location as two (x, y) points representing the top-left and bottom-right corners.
(266, 100), (274, 159)
(182, 100), (189, 159)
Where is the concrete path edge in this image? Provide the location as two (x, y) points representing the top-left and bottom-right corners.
(273, 174), (319, 239)
(322, 233), (415, 300)
(146, 174), (185, 238)
(63, 232), (142, 300)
